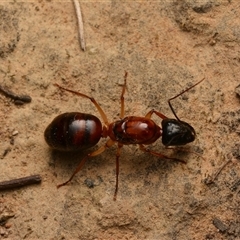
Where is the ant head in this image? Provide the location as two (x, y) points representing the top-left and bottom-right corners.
(161, 119), (196, 146)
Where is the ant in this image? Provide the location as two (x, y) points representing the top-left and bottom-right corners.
(44, 72), (204, 200)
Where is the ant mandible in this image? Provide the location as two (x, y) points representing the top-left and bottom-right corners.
(44, 72), (204, 200)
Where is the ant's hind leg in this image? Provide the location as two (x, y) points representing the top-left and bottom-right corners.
(54, 83), (109, 126)
(57, 139), (115, 188)
(139, 144), (186, 164)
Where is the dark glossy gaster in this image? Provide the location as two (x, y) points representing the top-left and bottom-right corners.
(44, 72), (204, 200)
(44, 113), (103, 151)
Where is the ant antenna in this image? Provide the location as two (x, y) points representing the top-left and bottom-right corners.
(168, 77), (205, 121)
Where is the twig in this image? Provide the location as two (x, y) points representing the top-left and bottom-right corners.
(0, 84), (32, 105)
(211, 160), (231, 182)
(72, 0), (86, 51)
(204, 160), (231, 185)
(0, 175), (42, 191)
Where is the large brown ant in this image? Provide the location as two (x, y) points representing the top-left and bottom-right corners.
(44, 72), (204, 200)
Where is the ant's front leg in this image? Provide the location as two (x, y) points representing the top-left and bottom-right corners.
(145, 109), (168, 120)
(138, 144), (186, 164)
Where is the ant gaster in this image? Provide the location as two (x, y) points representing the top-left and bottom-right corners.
(44, 72), (204, 200)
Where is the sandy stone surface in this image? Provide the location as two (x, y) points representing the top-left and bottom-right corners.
(0, 1), (240, 239)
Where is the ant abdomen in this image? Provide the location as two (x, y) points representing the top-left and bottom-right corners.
(44, 112), (102, 151)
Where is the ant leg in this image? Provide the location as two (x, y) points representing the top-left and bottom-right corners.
(57, 139), (115, 188)
(113, 143), (123, 201)
(165, 146), (206, 161)
(168, 77), (205, 121)
(145, 109), (168, 120)
(120, 71), (128, 118)
(54, 83), (109, 126)
(139, 144), (186, 164)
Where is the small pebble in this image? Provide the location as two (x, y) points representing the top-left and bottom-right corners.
(12, 130), (18, 136)
(5, 223), (12, 229)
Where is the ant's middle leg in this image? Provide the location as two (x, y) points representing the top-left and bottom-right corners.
(57, 139), (116, 188)
(54, 83), (109, 126)
(139, 144), (186, 164)
(119, 71), (128, 118)
(113, 143), (123, 201)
